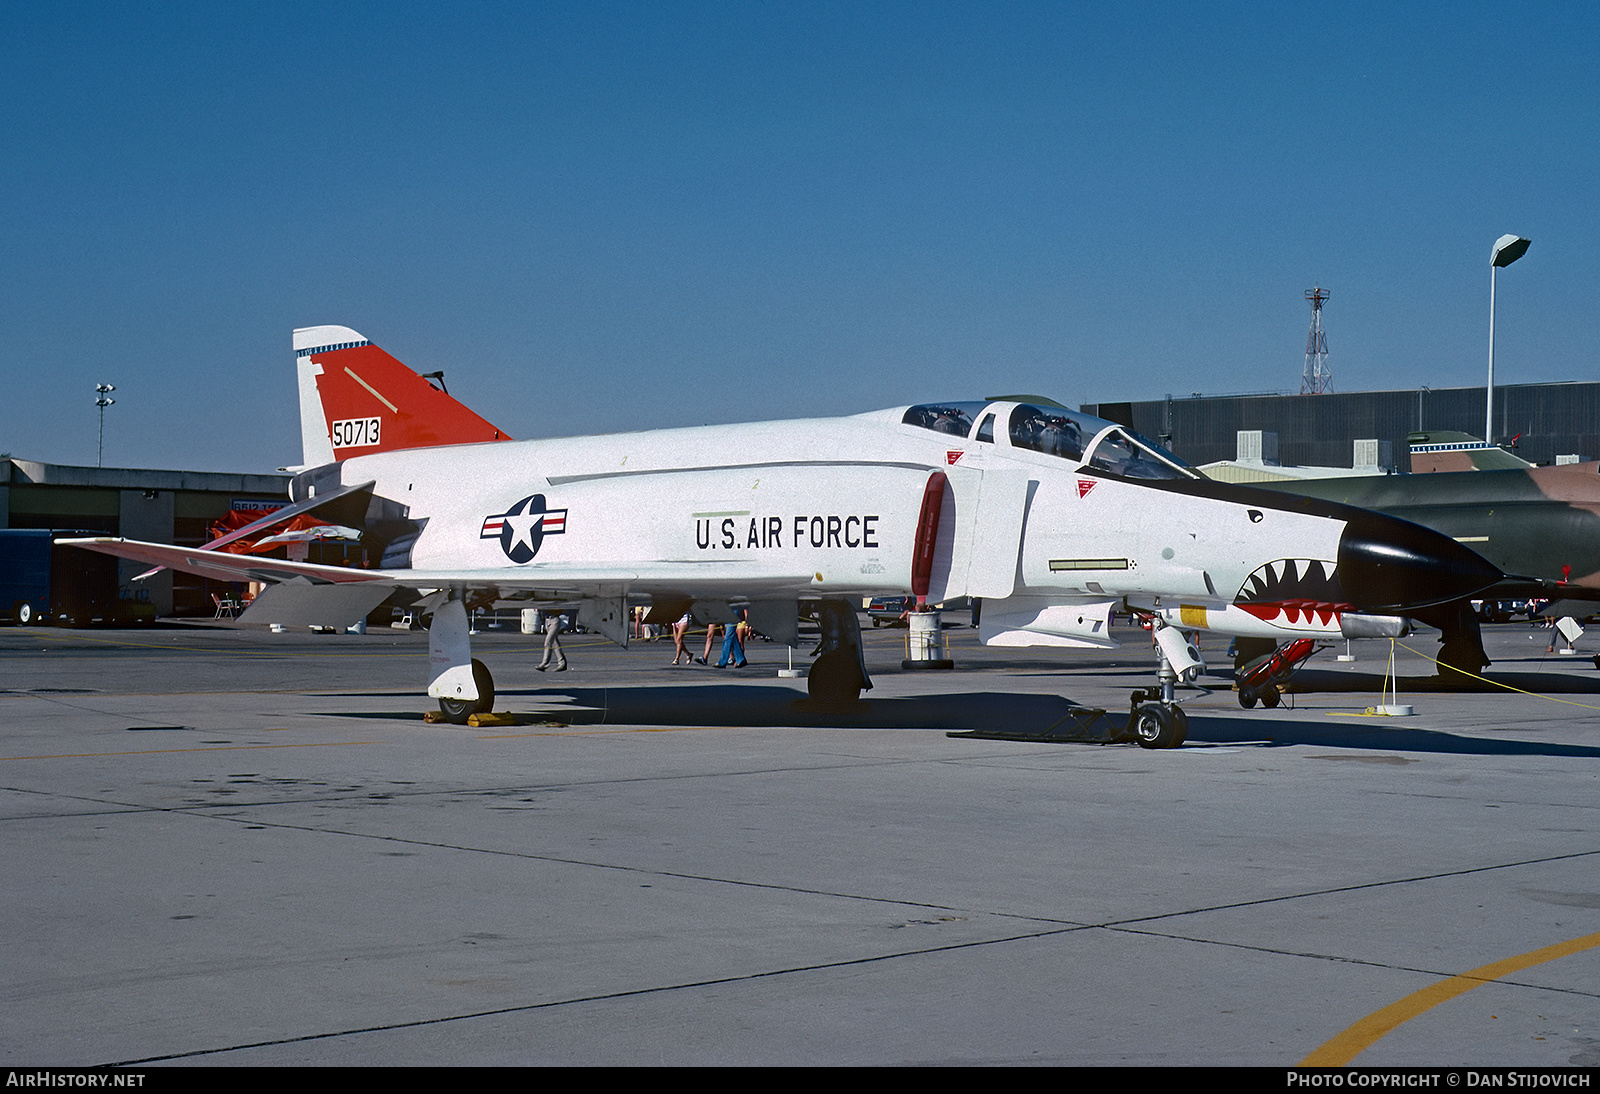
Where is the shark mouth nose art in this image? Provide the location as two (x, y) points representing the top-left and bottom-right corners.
(1233, 558), (1347, 625)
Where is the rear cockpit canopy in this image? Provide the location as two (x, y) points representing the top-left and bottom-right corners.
(900, 399), (1196, 482)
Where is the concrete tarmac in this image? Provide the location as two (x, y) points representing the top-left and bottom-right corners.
(2, 618), (1598, 1066)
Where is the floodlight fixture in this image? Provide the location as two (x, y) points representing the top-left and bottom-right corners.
(1487, 236), (1531, 442)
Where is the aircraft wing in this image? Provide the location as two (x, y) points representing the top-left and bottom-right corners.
(59, 537), (817, 599)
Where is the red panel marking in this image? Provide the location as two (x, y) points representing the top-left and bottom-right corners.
(911, 471), (947, 606)
(1076, 479), (1096, 499)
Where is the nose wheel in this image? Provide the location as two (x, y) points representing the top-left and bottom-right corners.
(1131, 699), (1188, 749)
(1121, 623), (1196, 749)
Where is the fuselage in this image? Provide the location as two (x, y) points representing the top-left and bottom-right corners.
(308, 399), (1359, 616)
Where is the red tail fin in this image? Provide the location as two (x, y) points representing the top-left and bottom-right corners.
(293, 325), (511, 463)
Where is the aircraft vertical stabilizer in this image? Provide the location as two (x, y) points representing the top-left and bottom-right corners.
(292, 325), (511, 461)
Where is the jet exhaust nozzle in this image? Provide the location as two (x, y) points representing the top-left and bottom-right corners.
(1337, 511), (1503, 612)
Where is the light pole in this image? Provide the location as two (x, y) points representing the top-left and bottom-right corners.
(95, 384), (115, 467)
(1487, 234), (1531, 444)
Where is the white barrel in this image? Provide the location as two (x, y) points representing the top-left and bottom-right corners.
(521, 608), (541, 635)
(908, 611), (946, 661)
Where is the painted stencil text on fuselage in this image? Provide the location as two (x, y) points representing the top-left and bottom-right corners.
(694, 514), (881, 551)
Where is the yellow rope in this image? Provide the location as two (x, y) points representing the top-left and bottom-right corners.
(1395, 640), (1600, 712)
(1384, 637), (1397, 709)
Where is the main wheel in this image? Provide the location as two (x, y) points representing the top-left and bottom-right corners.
(16, 602), (43, 625)
(1260, 686), (1281, 709)
(1134, 702), (1183, 749)
(808, 650), (863, 704)
(438, 659), (495, 725)
(1238, 686), (1258, 709)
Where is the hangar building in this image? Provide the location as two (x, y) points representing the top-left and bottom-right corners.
(1082, 380), (1600, 471)
(0, 458), (292, 617)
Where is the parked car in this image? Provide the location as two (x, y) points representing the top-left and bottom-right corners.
(1473, 598), (1522, 624)
(867, 596), (913, 627)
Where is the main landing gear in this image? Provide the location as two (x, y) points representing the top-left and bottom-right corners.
(1412, 599), (1490, 678)
(808, 598), (873, 704)
(437, 658), (495, 724)
(427, 595), (497, 725)
(1119, 621), (1202, 749)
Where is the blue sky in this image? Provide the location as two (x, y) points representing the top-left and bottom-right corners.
(3, 1), (1595, 471)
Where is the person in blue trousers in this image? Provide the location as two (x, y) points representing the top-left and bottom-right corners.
(717, 609), (749, 668)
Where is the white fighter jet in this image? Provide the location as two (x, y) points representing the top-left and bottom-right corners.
(63, 325), (1502, 747)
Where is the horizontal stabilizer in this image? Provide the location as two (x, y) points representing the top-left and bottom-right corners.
(64, 537), (392, 587)
(131, 480), (376, 580)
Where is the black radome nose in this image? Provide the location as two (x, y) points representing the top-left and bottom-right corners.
(1337, 511), (1503, 611)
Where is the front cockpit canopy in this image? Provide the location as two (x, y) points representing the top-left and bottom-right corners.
(901, 399), (1195, 482)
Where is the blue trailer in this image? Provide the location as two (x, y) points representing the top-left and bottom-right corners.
(0, 530), (123, 625)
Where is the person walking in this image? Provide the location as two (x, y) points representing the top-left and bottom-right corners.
(717, 609), (749, 668)
(698, 622), (720, 665)
(671, 611), (694, 665)
(537, 611), (568, 671)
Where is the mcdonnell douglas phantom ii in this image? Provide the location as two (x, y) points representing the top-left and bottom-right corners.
(63, 325), (1503, 747)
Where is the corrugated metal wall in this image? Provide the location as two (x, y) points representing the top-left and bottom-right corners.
(1082, 382), (1600, 469)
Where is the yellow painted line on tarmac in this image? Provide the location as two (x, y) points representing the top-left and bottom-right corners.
(1301, 929), (1600, 1066)
(0, 740), (380, 762)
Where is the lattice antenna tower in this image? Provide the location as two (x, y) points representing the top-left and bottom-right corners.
(1301, 286), (1331, 394)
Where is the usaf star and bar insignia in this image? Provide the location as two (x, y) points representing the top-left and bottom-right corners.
(481, 494), (567, 563)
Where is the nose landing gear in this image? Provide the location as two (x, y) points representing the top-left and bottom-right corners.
(1120, 621), (1203, 749)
